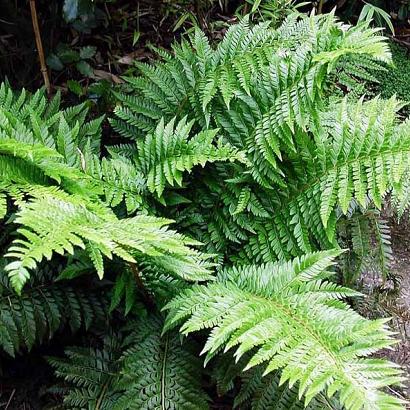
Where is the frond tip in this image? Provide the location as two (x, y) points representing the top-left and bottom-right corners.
(165, 250), (406, 410)
(136, 116), (247, 197)
(4, 189), (213, 294)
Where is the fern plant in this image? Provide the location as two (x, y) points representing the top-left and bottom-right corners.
(111, 11), (410, 409)
(48, 314), (209, 409)
(0, 81), (220, 407)
(2, 10), (410, 410)
(0, 262), (108, 357)
(165, 250), (405, 409)
(0, 82), (216, 294)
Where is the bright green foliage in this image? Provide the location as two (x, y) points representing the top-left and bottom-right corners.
(49, 315), (209, 409)
(0, 82), (142, 208)
(165, 250), (405, 410)
(5, 188), (212, 293)
(111, 14), (410, 408)
(212, 353), (343, 409)
(112, 12), (404, 268)
(235, 368), (343, 409)
(0, 82), (213, 294)
(1, 11), (409, 410)
(113, 13), (392, 184)
(135, 116), (245, 197)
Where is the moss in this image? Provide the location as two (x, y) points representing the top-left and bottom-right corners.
(377, 42), (410, 115)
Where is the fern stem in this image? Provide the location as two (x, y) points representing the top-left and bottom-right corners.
(129, 263), (156, 310)
(95, 382), (109, 410)
(161, 334), (169, 410)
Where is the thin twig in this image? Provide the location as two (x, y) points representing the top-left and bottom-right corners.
(317, 0), (324, 14)
(5, 389), (15, 410)
(29, 0), (51, 94)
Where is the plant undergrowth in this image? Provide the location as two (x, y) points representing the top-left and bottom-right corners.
(1, 6), (410, 410)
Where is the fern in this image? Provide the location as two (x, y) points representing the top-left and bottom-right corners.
(49, 314), (209, 410)
(4, 188), (212, 293)
(243, 97), (410, 262)
(1, 12), (409, 410)
(165, 250), (405, 409)
(135, 116), (246, 197)
(110, 14), (410, 409)
(0, 83), (213, 294)
(48, 334), (122, 409)
(114, 13), (392, 184)
(112, 13), (404, 265)
(235, 368), (343, 410)
(212, 353), (343, 409)
(0, 264), (108, 357)
(114, 314), (209, 409)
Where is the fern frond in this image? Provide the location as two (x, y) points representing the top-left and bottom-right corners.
(0, 276), (107, 357)
(114, 314), (209, 410)
(242, 97), (410, 263)
(83, 154), (146, 213)
(136, 116), (246, 197)
(48, 334), (122, 409)
(49, 315), (209, 409)
(4, 188), (213, 293)
(165, 250), (405, 410)
(235, 367), (343, 410)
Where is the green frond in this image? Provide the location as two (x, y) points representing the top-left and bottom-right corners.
(235, 367), (343, 410)
(240, 97), (410, 263)
(49, 315), (209, 409)
(114, 13), (392, 189)
(0, 277), (107, 357)
(4, 189), (213, 293)
(136, 116), (246, 197)
(114, 314), (209, 410)
(83, 154), (146, 213)
(48, 334), (122, 409)
(371, 214), (393, 279)
(0, 191), (7, 219)
(165, 250), (405, 410)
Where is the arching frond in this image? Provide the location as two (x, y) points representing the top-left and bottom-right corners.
(165, 250), (405, 410)
(4, 188), (212, 294)
(135, 116), (246, 197)
(0, 272), (107, 357)
(114, 314), (209, 409)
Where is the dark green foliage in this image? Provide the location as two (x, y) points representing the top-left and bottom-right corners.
(49, 314), (209, 409)
(0, 269), (107, 357)
(48, 333), (122, 409)
(115, 314), (209, 409)
(1, 10), (409, 410)
(377, 43), (410, 115)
